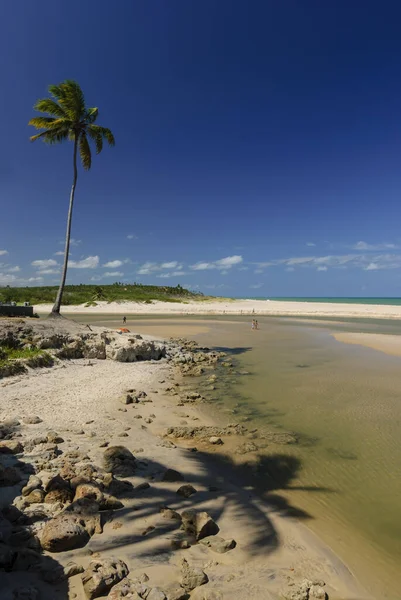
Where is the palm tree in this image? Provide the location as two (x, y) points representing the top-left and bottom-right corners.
(29, 80), (115, 316)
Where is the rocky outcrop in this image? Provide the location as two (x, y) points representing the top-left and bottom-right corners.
(40, 499), (102, 552)
(180, 559), (208, 591)
(181, 510), (219, 541)
(199, 535), (236, 553)
(82, 558), (129, 599)
(103, 446), (136, 477)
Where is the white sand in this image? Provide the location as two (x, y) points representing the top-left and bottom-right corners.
(35, 298), (401, 319)
(333, 332), (401, 357)
(0, 357), (369, 600)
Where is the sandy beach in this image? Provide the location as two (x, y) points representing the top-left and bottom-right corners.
(0, 319), (369, 600)
(35, 298), (401, 320)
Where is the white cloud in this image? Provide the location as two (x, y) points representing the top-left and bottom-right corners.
(250, 283), (264, 289)
(5, 266), (20, 273)
(306, 242), (316, 247)
(28, 276), (44, 282)
(127, 234), (138, 240)
(238, 266), (249, 271)
(103, 271), (124, 277)
(190, 255), (243, 271)
(103, 260), (123, 268)
(69, 256), (99, 269)
(255, 252), (401, 272)
(0, 250), (8, 256)
(0, 273), (17, 285)
(157, 271), (188, 278)
(317, 266), (328, 271)
(286, 267), (295, 272)
(32, 259), (58, 270)
(137, 261), (183, 275)
(54, 251), (64, 256)
(353, 241), (398, 251)
(39, 268), (60, 275)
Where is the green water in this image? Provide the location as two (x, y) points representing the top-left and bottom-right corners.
(62, 313), (401, 598)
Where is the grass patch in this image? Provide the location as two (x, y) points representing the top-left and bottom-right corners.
(0, 346), (54, 372)
(0, 283), (207, 306)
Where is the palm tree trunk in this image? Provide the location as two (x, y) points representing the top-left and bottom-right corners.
(51, 135), (78, 315)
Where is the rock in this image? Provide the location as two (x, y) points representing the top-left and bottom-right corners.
(22, 475), (42, 496)
(144, 418), (153, 424)
(0, 465), (21, 486)
(209, 437), (223, 445)
(23, 416), (42, 425)
(164, 587), (189, 600)
(82, 557), (129, 599)
(176, 484), (197, 498)
(74, 483), (104, 504)
(171, 539), (190, 550)
(41, 513), (91, 552)
(160, 507), (182, 521)
(103, 446), (136, 477)
(107, 578), (142, 600)
(162, 469), (185, 482)
(47, 431), (64, 444)
(235, 442), (258, 454)
(136, 482), (150, 491)
(63, 561), (85, 578)
(199, 535), (236, 553)
(24, 489), (45, 505)
(45, 488), (74, 504)
(0, 440), (23, 454)
(147, 589), (167, 600)
(180, 558), (208, 591)
(181, 510), (219, 540)
(12, 587), (40, 600)
(118, 432), (129, 437)
(309, 586), (327, 599)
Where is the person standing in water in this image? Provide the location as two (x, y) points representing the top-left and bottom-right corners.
(255, 320), (259, 330)
(251, 319), (255, 330)
(123, 316), (127, 324)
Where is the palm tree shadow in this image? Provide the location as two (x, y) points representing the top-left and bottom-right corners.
(96, 447), (333, 562)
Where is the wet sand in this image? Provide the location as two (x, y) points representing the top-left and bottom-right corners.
(64, 313), (401, 599)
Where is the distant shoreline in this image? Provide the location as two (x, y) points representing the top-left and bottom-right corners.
(35, 298), (401, 319)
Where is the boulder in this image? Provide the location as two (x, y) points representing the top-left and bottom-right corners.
(309, 586), (327, 599)
(44, 488), (74, 504)
(0, 440), (23, 454)
(11, 587), (40, 600)
(40, 513), (91, 552)
(82, 557), (129, 599)
(162, 469), (185, 483)
(103, 446), (136, 477)
(209, 437), (223, 445)
(199, 535), (236, 553)
(0, 464), (21, 486)
(181, 510), (219, 540)
(22, 476), (42, 497)
(74, 483), (104, 504)
(23, 416), (42, 425)
(107, 578), (143, 600)
(163, 586), (189, 600)
(147, 589), (167, 600)
(47, 431), (64, 444)
(176, 484), (197, 498)
(180, 558), (208, 591)
(24, 489), (45, 505)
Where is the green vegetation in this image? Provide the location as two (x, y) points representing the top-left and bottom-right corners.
(0, 283), (204, 306)
(29, 80), (115, 315)
(0, 346), (53, 374)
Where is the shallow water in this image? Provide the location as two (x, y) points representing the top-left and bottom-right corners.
(63, 313), (401, 598)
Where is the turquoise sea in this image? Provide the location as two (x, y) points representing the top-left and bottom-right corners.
(241, 296), (401, 306)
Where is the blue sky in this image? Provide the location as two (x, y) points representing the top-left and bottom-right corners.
(2, 1), (401, 297)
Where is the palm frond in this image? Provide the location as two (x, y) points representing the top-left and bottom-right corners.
(33, 98), (67, 118)
(28, 117), (69, 131)
(48, 84), (67, 102)
(89, 125), (115, 147)
(86, 107), (98, 124)
(30, 131), (50, 142)
(86, 125), (103, 154)
(59, 80), (86, 120)
(79, 132), (92, 170)
(43, 129), (70, 145)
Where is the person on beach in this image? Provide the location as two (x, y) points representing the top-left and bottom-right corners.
(123, 316), (126, 324)
(255, 320), (259, 330)
(251, 319), (255, 330)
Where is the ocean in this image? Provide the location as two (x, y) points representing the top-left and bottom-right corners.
(242, 296), (401, 306)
